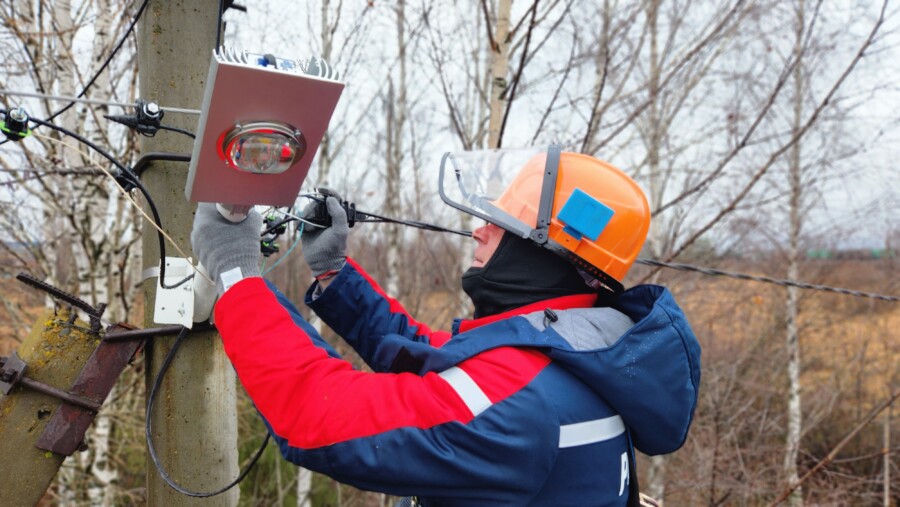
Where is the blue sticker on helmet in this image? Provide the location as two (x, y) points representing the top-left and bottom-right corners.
(558, 188), (614, 241)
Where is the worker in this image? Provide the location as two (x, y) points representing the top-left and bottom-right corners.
(191, 146), (701, 506)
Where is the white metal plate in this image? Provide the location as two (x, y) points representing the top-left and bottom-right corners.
(153, 257), (195, 328)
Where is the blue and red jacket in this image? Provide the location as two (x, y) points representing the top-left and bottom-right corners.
(214, 259), (701, 506)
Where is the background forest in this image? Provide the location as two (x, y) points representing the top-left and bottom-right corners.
(0, 0), (897, 505)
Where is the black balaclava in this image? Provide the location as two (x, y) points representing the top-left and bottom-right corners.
(461, 231), (594, 319)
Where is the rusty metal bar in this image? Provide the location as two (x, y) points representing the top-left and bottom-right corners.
(18, 377), (101, 412)
(102, 324), (185, 342)
(36, 323), (145, 455)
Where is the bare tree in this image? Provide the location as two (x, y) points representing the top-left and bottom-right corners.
(2, 1), (898, 505)
(783, 2), (809, 504)
(0, 1), (145, 504)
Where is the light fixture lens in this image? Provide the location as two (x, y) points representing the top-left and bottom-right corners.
(221, 122), (306, 174)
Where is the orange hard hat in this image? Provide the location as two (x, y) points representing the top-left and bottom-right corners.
(493, 151), (650, 289)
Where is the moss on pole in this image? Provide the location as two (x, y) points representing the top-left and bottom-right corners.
(0, 309), (98, 505)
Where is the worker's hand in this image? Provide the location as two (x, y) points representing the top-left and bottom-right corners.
(301, 188), (349, 279)
(191, 203), (262, 295)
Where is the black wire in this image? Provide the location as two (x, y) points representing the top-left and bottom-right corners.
(11, 111), (188, 289)
(355, 209), (472, 236)
(27, 115), (132, 177)
(216, 0), (226, 49)
(158, 124), (196, 139)
(299, 195), (472, 237)
(262, 216), (294, 237)
(0, 0), (151, 147)
(146, 326), (271, 497)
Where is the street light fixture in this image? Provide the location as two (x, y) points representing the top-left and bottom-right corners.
(185, 48), (343, 211)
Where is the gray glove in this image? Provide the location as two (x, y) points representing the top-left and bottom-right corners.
(301, 189), (349, 278)
(191, 203), (262, 295)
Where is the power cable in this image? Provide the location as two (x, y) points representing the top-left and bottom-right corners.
(6, 106), (897, 305)
(146, 326), (271, 497)
(0, 0), (153, 147)
(157, 124), (196, 139)
(275, 196), (472, 237)
(3, 109), (201, 288)
(273, 195), (895, 301)
(26, 116), (132, 176)
(355, 209), (473, 237)
(636, 259), (899, 302)
(0, 89), (134, 111)
(30, 133), (199, 276)
(5, 120), (895, 304)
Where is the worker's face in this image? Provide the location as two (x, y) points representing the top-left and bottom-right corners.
(471, 223), (504, 268)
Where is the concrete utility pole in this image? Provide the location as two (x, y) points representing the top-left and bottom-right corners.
(138, 2), (239, 505)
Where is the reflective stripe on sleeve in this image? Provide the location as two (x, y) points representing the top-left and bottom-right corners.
(438, 366), (492, 417)
(559, 415), (626, 448)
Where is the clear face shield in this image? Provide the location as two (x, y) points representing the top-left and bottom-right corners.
(438, 147), (557, 240)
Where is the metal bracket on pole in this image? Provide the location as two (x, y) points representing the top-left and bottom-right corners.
(33, 323), (145, 456)
(0, 321), (188, 456)
(0, 352), (102, 412)
(7, 273), (150, 455)
(133, 152), (191, 179)
(0, 353), (27, 395)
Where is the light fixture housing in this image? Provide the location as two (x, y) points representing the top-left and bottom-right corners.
(185, 48), (344, 207)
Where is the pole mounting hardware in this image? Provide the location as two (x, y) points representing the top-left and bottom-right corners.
(0, 352), (101, 412)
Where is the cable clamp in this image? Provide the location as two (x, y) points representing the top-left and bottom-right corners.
(1, 107), (32, 142)
(105, 98), (163, 137)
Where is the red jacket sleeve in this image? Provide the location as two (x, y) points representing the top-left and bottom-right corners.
(216, 277), (472, 448)
(214, 278), (559, 500)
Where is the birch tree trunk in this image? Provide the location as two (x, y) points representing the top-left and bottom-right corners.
(783, 3), (806, 505)
(384, 0), (408, 296)
(884, 406), (891, 507)
(297, 466), (312, 507)
(644, 0), (663, 261)
(314, 0), (336, 187)
(487, 0), (512, 149)
(642, 0), (668, 499)
(50, 1), (87, 502)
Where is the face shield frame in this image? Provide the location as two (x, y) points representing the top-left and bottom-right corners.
(438, 145), (562, 241)
(438, 144), (626, 295)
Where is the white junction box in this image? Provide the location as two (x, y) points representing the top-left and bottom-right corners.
(154, 257), (196, 328)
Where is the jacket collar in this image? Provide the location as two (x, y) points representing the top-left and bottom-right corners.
(455, 293), (598, 334)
